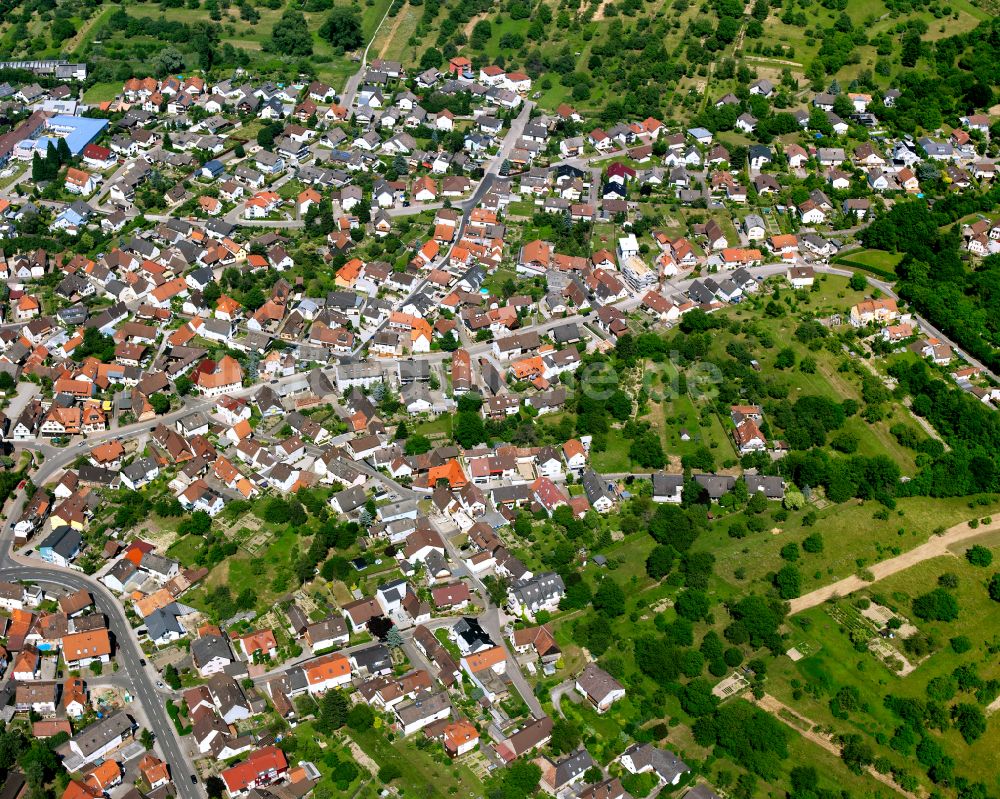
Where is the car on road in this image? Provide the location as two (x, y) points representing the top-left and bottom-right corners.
(191, 775), (198, 784)
(140, 659), (146, 666)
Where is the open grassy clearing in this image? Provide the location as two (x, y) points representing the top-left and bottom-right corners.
(838, 249), (905, 274)
(349, 725), (484, 798)
(768, 545), (1000, 795)
(175, 524), (304, 616)
(705, 494), (1000, 596)
(82, 81), (123, 103)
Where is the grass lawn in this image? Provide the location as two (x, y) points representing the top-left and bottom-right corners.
(591, 431), (634, 472)
(182, 525), (303, 617)
(166, 534), (203, 567)
(415, 414), (453, 439)
(768, 543), (1000, 795)
(372, 3), (420, 62)
(705, 494), (1000, 598)
(506, 200), (537, 218)
(837, 248), (904, 274)
(82, 81), (121, 104)
(481, 266), (518, 297)
(277, 179), (306, 201)
(349, 725), (483, 798)
(0, 162), (27, 190)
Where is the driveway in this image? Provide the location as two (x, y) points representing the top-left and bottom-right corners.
(3, 380), (38, 424)
(550, 680), (581, 718)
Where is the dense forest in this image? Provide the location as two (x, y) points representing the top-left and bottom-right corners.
(860, 189), (1000, 374)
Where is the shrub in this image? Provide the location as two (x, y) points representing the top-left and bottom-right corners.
(378, 764), (402, 783)
(938, 572), (959, 588)
(912, 588), (958, 622)
(779, 543), (800, 562)
(965, 545), (993, 567)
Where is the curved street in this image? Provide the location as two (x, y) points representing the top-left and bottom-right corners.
(0, 488), (201, 797)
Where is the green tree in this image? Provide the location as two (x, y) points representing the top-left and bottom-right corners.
(470, 19), (492, 48)
(774, 565), (801, 599)
(205, 776), (226, 798)
(841, 734), (874, 774)
(549, 718), (581, 754)
(320, 7), (364, 50)
(316, 690), (349, 734)
(404, 434), (432, 455)
(51, 17), (77, 44)
(912, 588), (959, 622)
(675, 588), (710, 621)
(629, 432), (666, 468)
(496, 761), (541, 799)
(966, 545), (993, 567)
(164, 664), (182, 689)
(347, 703), (375, 731)
(952, 703), (987, 743)
(775, 348), (796, 369)
(378, 764), (402, 783)
(780, 543), (800, 562)
(454, 412), (485, 447)
(646, 544), (675, 580)
(149, 393), (170, 415)
(267, 9), (313, 55)
(593, 579), (626, 617)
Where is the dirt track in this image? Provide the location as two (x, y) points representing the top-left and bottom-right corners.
(755, 694), (922, 798)
(789, 518), (1000, 614)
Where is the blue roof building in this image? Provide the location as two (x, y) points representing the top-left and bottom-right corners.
(14, 115), (109, 158)
(39, 526), (82, 567)
(201, 159), (225, 179)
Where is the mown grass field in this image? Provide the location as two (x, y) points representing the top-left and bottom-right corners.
(837, 249), (905, 275)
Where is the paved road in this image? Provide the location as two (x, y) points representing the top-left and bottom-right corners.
(550, 680), (580, 718)
(341, 1), (396, 109)
(0, 528), (201, 795)
(788, 516), (1000, 614)
(427, 513), (545, 718)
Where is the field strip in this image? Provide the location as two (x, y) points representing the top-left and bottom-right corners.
(756, 694), (923, 799)
(789, 517), (1000, 614)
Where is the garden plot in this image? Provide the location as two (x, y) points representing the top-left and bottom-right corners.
(827, 602), (918, 675)
(712, 671), (750, 699)
(860, 602), (918, 638)
(786, 641), (816, 661)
